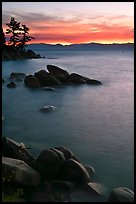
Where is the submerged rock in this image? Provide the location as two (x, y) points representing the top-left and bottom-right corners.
(40, 105), (57, 112)
(7, 82), (16, 88)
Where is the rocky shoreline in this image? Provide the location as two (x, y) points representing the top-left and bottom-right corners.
(2, 46), (43, 61)
(2, 137), (134, 202)
(2, 63), (134, 202)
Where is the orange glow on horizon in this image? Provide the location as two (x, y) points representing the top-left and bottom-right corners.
(3, 13), (134, 45)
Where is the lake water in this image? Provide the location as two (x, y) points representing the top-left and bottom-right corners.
(2, 48), (134, 200)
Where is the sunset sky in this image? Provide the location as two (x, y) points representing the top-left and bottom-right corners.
(2, 2), (134, 45)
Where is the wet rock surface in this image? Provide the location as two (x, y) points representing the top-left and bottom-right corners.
(2, 137), (133, 202)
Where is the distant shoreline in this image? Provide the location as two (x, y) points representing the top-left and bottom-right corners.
(27, 42), (134, 51)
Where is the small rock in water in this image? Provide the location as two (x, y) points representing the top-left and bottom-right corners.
(2, 116), (4, 121)
(40, 105), (57, 112)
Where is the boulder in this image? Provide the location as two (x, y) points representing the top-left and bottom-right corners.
(7, 81), (16, 88)
(2, 157), (41, 186)
(32, 149), (62, 179)
(34, 70), (48, 85)
(108, 187), (134, 202)
(10, 72), (26, 81)
(2, 137), (34, 165)
(47, 65), (70, 79)
(61, 159), (90, 185)
(24, 75), (40, 88)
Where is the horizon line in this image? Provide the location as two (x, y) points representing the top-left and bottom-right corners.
(27, 42), (134, 46)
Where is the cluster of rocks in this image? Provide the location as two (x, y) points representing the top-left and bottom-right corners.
(2, 64), (102, 89)
(2, 137), (134, 202)
(24, 64), (102, 88)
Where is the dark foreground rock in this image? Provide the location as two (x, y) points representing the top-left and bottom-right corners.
(2, 138), (133, 202)
(2, 137), (34, 165)
(108, 187), (134, 202)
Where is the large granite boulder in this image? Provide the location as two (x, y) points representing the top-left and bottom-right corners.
(32, 149), (63, 180)
(47, 65), (70, 79)
(2, 157), (41, 186)
(108, 187), (134, 202)
(61, 159), (90, 185)
(2, 137), (34, 165)
(24, 75), (41, 88)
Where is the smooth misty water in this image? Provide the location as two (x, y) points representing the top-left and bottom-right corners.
(2, 49), (134, 200)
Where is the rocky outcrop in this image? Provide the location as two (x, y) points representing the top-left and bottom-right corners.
(24, 64), (102, 88)
(2, 46), (42, 61)
(2, 138), (134, 202)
